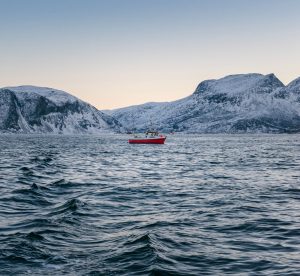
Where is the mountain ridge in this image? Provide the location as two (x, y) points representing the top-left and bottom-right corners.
(108, 73), (300, 133)
(0, 86), (122, 134)
(2, 73), (300, 134)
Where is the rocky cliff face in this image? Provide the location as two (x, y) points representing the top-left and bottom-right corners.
(0, 86), (122, 133)
(108, 73), (300, 133)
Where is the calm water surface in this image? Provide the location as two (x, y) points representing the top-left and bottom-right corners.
(0, 134), (299, 275)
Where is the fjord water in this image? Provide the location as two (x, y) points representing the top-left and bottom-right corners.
(0, 134), (299, 275)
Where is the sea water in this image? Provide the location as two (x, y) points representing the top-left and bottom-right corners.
(0, 134), (299, 275)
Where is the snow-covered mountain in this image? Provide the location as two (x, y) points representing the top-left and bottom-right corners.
(0, 86), (122, 134)
(108, 73), (300, 133)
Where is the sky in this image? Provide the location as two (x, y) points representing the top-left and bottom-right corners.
(0, 0), (300, 109)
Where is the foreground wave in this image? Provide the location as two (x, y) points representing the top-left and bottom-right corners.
(0, 134), (299, 275)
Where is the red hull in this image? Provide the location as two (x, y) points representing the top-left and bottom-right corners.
(128, 137), (166, 144)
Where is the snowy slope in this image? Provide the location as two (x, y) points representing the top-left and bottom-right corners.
(0, 86), (122, 134)
(108, 73), (300, 133)
(4, 86), (78, 105)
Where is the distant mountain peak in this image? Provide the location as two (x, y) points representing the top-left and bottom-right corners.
(194, 73), (284, 95)
(257, 73), (284, 89)
(287, 77), (300, 90)
(4, 85), (78, 106)
(0, 86), (122, 134)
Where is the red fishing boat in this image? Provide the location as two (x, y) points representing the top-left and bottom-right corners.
(128, 131), (166, 144)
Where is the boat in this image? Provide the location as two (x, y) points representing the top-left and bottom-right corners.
(128, 131), (166, 144)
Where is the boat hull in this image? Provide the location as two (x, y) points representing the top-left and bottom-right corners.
(128, 137), (166, 144)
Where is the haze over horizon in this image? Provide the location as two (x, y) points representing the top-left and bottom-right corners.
(1, 0), (299, 109)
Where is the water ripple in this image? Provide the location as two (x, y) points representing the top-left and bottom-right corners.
(0, 134), (299, 275)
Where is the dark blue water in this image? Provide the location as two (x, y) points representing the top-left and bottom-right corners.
(0, 134), (299, 275)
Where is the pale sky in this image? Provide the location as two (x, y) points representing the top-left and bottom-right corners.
(0, 0), (299, 109)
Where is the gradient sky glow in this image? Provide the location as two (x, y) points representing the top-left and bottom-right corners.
(1, 0), (300, 109)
